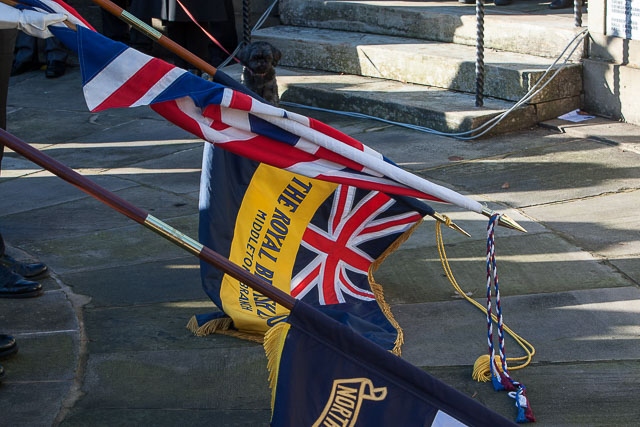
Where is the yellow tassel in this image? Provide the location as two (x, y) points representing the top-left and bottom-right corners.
(186, 316), (264, 342)
(472, 354), (503, 382)
(263, 322), (290, 410)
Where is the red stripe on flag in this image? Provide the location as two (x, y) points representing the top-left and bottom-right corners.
(94, 58), (175, 111)
(332, 186), (349, 232)
(202, 104), (229, 131)
(315, 146), (366, 172)
(223, 136), (319, 169)
(362, 213), (423, 235)
(228, 91), (254, 111)
(152, 101), (206, 140)
(315, 174), (442, 202)
(339, 269), (375, 299)
(291, 264), (321, 298)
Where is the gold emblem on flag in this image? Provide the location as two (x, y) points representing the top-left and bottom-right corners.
(313, 378), (387, 427)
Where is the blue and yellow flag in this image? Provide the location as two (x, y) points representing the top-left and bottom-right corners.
(193, 142), (430, 351)
(265, 300), (517, 427)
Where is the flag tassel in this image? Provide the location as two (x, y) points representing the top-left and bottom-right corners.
(263, 322), (290, 411)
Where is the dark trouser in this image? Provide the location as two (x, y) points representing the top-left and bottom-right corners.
(13, 32), (68, 67)
(1, 29), (18, 171)
(0, 29), (16, 255)
(101, 0), (155, 51)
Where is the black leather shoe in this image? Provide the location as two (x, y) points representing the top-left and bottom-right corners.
(0, 254), (48, 279)
(549, 0), (573, 8)
(0, 265), (43, 298)
(0, 334), (18, 359)
(11, 61), (40, 76)
(45, 60), (66, 78)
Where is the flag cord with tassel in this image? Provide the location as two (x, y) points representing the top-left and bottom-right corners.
(435, 214), (536, 423)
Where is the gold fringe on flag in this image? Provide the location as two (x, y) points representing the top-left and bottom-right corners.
(369, 219), (424, 356)
(263, 322), (291, 410)
(186, 315), (264, 343)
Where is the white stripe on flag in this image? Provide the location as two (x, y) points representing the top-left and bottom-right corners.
(83, 49), (153, 111)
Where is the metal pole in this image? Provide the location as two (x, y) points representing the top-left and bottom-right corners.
(475, 0), (486, 107)
(242, 0), (252, 44)
(574, 0), (583, 27)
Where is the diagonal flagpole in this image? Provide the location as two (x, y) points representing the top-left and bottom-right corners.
(92, 0), (219, 78)
(0, 128), (296, 310)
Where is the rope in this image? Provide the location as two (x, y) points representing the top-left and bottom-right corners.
(484, 215), (535, 423)
(435, 216), (535, 376)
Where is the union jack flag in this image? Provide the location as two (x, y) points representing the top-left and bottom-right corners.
(292, 185), (423, 305)
(47, 22), (483, 214)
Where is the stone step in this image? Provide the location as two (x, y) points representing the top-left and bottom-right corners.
(253, 25), (582, 104)
(222, 65), (579, 136)
(278, 0), (586, 59)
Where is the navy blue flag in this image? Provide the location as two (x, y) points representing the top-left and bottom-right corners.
(265, 300), (517, 427)
(196, 141), (432, 352)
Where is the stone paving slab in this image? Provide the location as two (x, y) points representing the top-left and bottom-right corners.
(377, 230), (630, 304)
(60, 408), (271, 427)
(0, 289), (76, 332)
(0, 381), (73, 427)
(25, 216), (199, 275)
(0, 186), (196, 245)
(421, 137), (640, 208)
(0, 172), (136, 216)
(61, 257), (202, 308)
(397, 286), (640, 367)
(78, 347), (270, 410)
(523, 190), (640, 281)
(84, 304), (245, 354)
(426, 360), (640, 426)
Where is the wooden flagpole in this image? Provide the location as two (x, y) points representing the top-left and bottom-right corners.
(0, 128), (296, 310)
(91, 0), (219, 78)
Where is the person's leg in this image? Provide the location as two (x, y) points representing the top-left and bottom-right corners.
(101, 0), (130, 43)
(11, 32), (38, 76)
(44, 37), (68, 78)
(0, 29), (17, 170)
(128, 0), (158, 53)
(166, 21), (190, 68)
(0, 29), (16, 129)
(207, 0), (237, 66)
(0, 31), (46, 297)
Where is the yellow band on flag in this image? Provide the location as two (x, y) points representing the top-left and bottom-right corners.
(220, 164), (337, 333)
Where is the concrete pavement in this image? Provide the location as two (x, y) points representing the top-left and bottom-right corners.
(0, 62), (639, 426)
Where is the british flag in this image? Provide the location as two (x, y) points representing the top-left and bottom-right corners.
(292, 185), (422, 305)
(46, 21), (483, 214)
